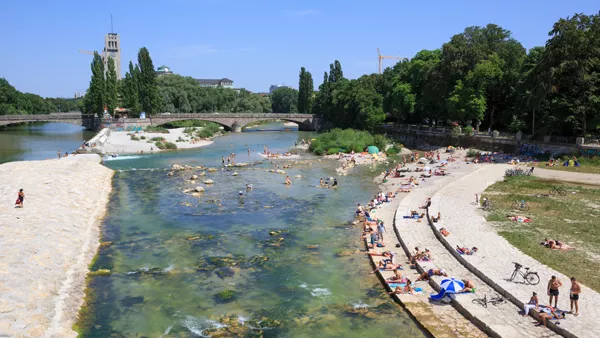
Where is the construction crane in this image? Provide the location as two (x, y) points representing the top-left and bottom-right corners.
(377, 48), (405, 74)
(78, 50), (107, 64)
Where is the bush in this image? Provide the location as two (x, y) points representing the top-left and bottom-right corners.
(386, 143), (404, 155)
(155, 141), (165, 149)
(150, 137), (166, 142)
(164, 142), (177, 150)
(451, 126), (461, 137)
(464, 125), (474, 136)
(140, 136), (146, 140)
(196, 122), (222, 139)
(309, 128), (388, 155)
(326, 148), (339, 155)
(130, 135), (140, 141)
(145, 126), (170, 133)
(183, 127), (196, 134)
(466, 148), (480, 158)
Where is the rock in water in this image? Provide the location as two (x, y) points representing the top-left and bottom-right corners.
(295, 175), (301, 178)
(203, 179), (214, 185)
(167, 171), (174, 177)
(199, 171), (206, 176)
(195, 186), (205, 192)
(232, 172), (238, 176)
(171, 164), (182, 170)
(190, 175), (198, 180)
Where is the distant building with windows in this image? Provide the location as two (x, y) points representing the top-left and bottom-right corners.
(156, 65), (174, 76)
(195, 78), (234, 88)
(269, 84), (293, 93)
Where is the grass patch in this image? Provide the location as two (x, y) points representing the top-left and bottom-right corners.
(145, 126), (170, 133)
(309, 128), (388, 155)
(535, 156), (600, 175)
(482, 175), (600, 291)
(196, 122), (222, 139)
(129, 134), (140, 141)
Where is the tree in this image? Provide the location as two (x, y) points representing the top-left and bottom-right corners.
(83, 52), (106, 115)
(121, 61), (142, 115)
(271, 87), (298, 114)
(137, 47), (161, 115)
(297, 67), (314, 114)
(105, 57), (118, 115)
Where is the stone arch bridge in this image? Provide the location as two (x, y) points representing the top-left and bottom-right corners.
(0, 113), (322, 132)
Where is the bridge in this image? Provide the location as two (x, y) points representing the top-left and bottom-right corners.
(0, 113), (322, 132)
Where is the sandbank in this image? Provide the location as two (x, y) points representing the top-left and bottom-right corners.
(102, 127), (214, 154)
(0, 154), (113, 337)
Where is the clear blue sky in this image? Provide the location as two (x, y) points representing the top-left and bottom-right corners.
(1, 0), (597, 98)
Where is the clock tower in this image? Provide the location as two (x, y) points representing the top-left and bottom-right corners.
(103, 33), (121, 80)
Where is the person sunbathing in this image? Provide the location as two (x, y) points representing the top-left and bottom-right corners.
(416, 268), (448, 281)
(541, 238), (572, 251)
(396, 187), (412, 193)
(460, 279), (476, 293)
(537, 306), (565, 327)
(386, 268), (407, 283)
(389, 279), (413, 295)
(439, 228), (450, 237)
(456, 246), (478, 255)
(410, 248), (432, 264)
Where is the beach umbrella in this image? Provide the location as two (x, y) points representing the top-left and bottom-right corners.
(439, 278), (464, 294)
(367, 146), (379, 154)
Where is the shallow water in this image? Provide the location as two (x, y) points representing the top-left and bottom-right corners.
(83, 123), (424, 337)
(0, 122), (94, 163)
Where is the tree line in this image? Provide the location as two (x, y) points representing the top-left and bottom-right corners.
(0, 78), (83, 115)
(289, 11), (600, 138)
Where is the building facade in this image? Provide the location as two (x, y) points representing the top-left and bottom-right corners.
(269, 84), (292, 93)
(195, 78), (234, 88)
(103, 33), (121, 80)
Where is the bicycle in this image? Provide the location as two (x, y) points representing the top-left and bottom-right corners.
(472, 294), (506, 308)
(511, 200), (530, 211)
(549, 186), (567, 196)
(508, 262), (540, 285)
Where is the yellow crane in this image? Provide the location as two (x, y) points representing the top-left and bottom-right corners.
(377, 48), (405, 74)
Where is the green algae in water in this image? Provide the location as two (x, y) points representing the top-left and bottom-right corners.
(214, 289), (238, 303)
(78, 129), (426, 337)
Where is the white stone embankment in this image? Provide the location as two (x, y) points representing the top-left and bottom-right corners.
(0, 154), (114, 337)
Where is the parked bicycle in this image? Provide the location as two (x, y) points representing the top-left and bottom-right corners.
(505, 168), (525, 177)
(511, 200), (530, 211)
(508, 262), (540, 285)
(549, 186), (567, 196)
(472, 294), (506, 308)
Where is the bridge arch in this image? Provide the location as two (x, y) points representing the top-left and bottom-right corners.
(151, 117), (233, 131)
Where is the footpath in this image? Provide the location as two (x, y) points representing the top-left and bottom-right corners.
(366, 161), (486, 337)
(392, 164), (556, 338)
(431, 164), (599, 337)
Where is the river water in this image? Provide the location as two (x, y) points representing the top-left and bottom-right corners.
(0, 123), (95, 163)
(1, 122), (424, 337)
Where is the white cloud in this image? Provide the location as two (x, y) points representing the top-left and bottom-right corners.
(283, 9), (319, 16)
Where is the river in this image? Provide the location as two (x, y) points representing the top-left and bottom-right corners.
(1, 122), (424, 337)
(0, 123), (95, 163)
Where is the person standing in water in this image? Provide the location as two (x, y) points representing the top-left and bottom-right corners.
(15, 189), (25, 208)
(332, 178), (338, 187)
(285, 176), (292, 185)
(57, 149), (61, 160)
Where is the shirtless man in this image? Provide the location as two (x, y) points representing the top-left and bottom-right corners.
(460, 279), (475, 293)
(416, 268), (447, 281)
(570, 277), (581, 316)
(547, 275), (563, 308)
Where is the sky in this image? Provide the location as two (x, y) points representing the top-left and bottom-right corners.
(1, 0), (598, 98)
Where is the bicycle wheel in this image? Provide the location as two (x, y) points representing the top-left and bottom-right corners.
(511, 202), (519, 209)
(523, 204), (530, 211)
(550, 188), (556, 196)
(472, 298), (487, 308)
(559, 189), (567, 196)
(525, 272), (540, 285)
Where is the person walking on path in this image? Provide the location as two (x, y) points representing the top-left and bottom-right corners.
(15, 189), (25, 208)
(547, 275), (563, 308)
(377, 220), (386, 242)
(570, 277), (581, 316)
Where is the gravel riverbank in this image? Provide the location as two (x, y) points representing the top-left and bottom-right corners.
(0, 154), (114, 337)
